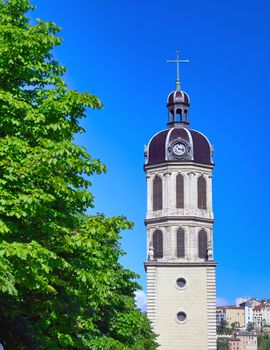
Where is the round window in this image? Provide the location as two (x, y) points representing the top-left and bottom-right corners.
(176, 277), (186, 289)
(177, 311), (187, 323)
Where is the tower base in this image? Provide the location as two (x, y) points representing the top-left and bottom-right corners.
(145, 261), (217, 350)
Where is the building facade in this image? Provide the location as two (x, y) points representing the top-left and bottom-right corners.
(237, 333), (257, 350)
(236, 298), (251, 307)
(228, 334), (257, 350)
(218, 333), (258, 350)
(252, 304), (270, 329)
(241, 299), (270, 330)
(228, 338), (241, 350)
(244, 304), (254, 327)
(217, 306), (245, 328)
(260, 305), (270, 327)
(216, 309), (226, 326)
(144, 60), (217, 350)
(217, 298), (270, 332)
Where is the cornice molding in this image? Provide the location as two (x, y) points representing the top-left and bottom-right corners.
(144, 161), (214, 172)
(145, 216), (214, 225)
(144, 261), (218, 270)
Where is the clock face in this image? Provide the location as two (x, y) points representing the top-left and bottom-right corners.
(172, 142), (186, 156)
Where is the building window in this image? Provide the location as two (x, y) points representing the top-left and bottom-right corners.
(177, 228), (185, 258)
(153, 175), (162, 210)
(176, 311), (187, 323)
(198, 229), (208, 259)
(176, 278), (186, 289)
(176, 174), (184, 208)
(153, 230), (163, 258)
(198, 176), (207, 209)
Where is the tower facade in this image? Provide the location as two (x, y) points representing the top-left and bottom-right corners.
(144, 65), (217, 350)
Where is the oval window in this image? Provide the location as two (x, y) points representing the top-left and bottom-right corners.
(177, 311), (187, 323)
(176, 277), (186, 289)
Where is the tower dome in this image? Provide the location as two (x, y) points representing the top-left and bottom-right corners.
(146, 127), (213, 166)
(167, 90), (190, 127)
(144, 51), (213, 166)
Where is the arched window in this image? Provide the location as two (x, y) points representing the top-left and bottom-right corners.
(176, 174), (184, 208)
(153, 230), (163, 258)
(198, 230), (208, 259)
(153, 176), (162, 210)
(177, 228), (185, 258)
(198, 176), (207, 209)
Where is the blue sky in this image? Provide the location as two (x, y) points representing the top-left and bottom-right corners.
(32, 0), (270, 305)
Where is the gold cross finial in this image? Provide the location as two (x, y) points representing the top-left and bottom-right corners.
(167, 50), (189, 91)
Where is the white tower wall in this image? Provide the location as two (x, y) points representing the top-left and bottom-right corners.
(145, 162), (217, 350)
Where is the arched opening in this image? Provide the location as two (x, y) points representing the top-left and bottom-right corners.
(177, 228), (185, 258)
(175, 108), (182, 122)
(176, 174), (184, 208)
(184, 110), (189, 123)
(153, 230), (163, 259)
(198, 176), (207, 209)
(153, 175), (162, 210)
(198, 230), (208, 260)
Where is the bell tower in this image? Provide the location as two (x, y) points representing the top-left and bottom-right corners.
(144, 52), (217, 350)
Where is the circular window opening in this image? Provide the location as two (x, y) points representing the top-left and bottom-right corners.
(177, 311), (187, 323)
(176, 278), (186, 289)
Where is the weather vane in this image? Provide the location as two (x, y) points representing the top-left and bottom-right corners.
(167, 50), (189, 91)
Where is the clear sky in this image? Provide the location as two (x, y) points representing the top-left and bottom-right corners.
(32, 0), (270, 305)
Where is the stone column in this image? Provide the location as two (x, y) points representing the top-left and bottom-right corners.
(171, 225), (176, 258)
(207, 175), (213, 212)
(183, 225), (189, 260)
(184, 172), (189, 211)
(165, 225), (171, 258)
(189, 226), (196, 260)
(210, 227), (214, 260)
(188, 172), (196, 211)
(163, 172), (171, 215)
(170, 172), (176, 211)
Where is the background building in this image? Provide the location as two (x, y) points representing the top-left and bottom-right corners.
(217, 306), (245, 328)
(236, 298), (251, 307)
(228, 337), (240, 350)
(217, 309), (226, 326)
(217, 297), (270, 331)
(228, 333), (257, 350)
(237, 333), (257, 350)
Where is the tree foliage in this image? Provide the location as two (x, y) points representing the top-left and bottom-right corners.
(258, 333), (270, 350)
(217, 320), (232, 335)
(246, 322), (255, 332)
(0, 0), (157, 348)
(217, 337), (228, 350)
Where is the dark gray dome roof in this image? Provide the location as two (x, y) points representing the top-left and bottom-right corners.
(167, 90), (190, 106)
(146, 127), (213, 166)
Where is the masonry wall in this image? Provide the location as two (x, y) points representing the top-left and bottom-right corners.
(147, 264), (217, 350)
(145, 162), (217, 350)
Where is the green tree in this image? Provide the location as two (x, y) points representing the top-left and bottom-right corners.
(258, 333), (270, 350)
(231, 321), (240, 334)
(0, 1), (157, 349)
(217, 319), (231, 335)
(247, 322), (255, 332)
(217, 337), (229, 350)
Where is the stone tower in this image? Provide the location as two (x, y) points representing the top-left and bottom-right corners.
(144, 58), (217, 350)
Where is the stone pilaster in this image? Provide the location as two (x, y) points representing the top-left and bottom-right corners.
(207, 266), (217, 350)
(146, 265), (157, 331)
